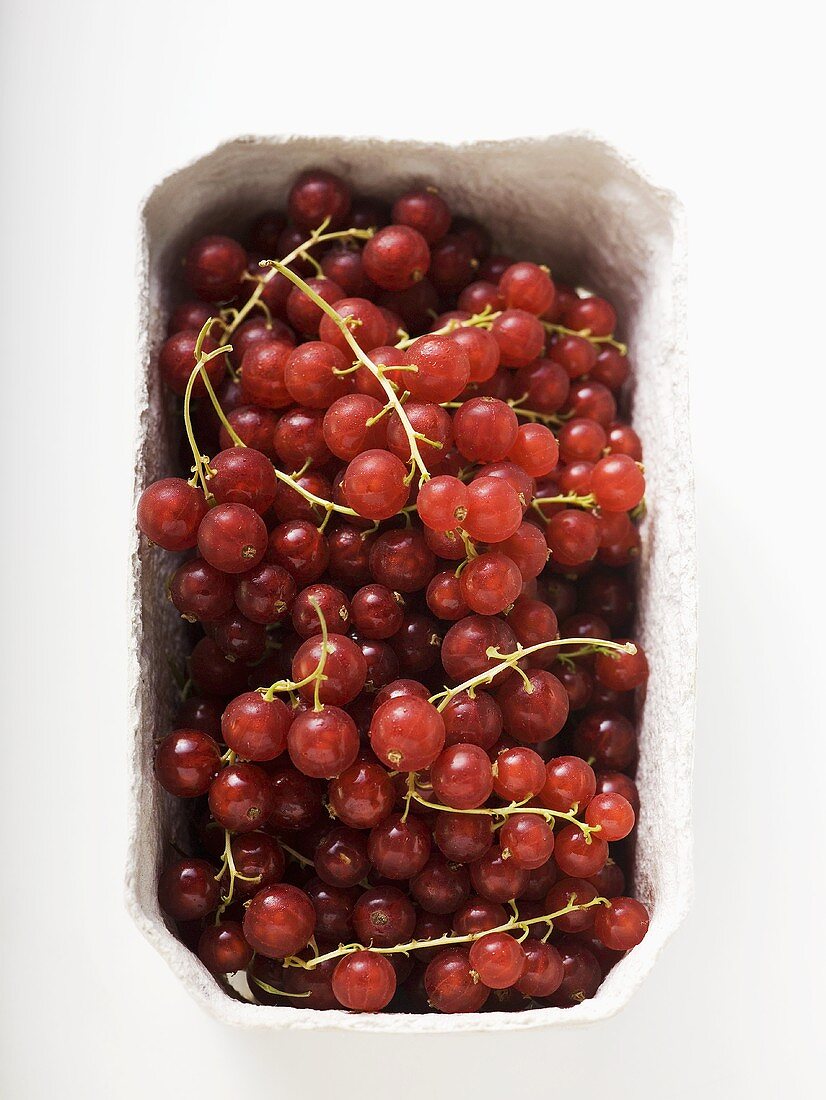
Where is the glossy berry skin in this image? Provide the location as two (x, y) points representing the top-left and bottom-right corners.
(593, 897), (650, 951)
(392, 189), (451, 243)
(239, 340), (293, 409)
(386, 401), (453, 471)
(369, 529), (435, 594)
(584, 792), (636, 841)
(433, 813), (494, 864)
(235, 563), (296, 625)
(498, 262), (555, 316)
(595, 771), (640, 815)
(499, 814), (555, 870)
(288, 169), (351, 229)
(268, 766), (325, 832)
(551, 944), (602, 1007)
(292, 633), (368, 706)
(453, 397), (518, 463)
(469, 932), (526, 989)
(491, 309), (545, 368)
(137, 478), (208, 551)
(208, 763), (273, 833)
(470, 846), (529, 903)
(329, 761), (395, 829)
(343, 449), (410, 521)
(353, 886), (416, 948)
(549, 333), (597, 378)
(207, 447), (277, 514)
(563, 295), (617, 337)
(184, 235), (247, 302)
(431, 744), (493, 809)
(594, 642), (649, 692)
(323, 524), (372, 587)
(284, 342), (351, 408)
(405, 335), (470, 403)
(170, 558), (235, 622)
(230, 832), (285, 897)
(442, 690), (503, 751)
(333, 951), (397, 1012)
(497, 669), (569, 744)
(591, 453), (645, 512)
(286, 276), (345, 336)
(287, 706), (359, 779)
(508, 423), (560, 479)
(363, 224), (430, 291)
(491, 746), (545, 802)
(462, 477), (523, 543)
(369, 695), (445, 772)
(314, 827), (370, 888)
(417, 475), (469, 532)
(197, 503), (268, 574)
(159, 330), (224, 396)
(546, 509), (600, 567)
(291, 584), (351, 637)
(368, 813), (432, 880)
(515, 941), (564, 997)
(350, 584), (404, 639)
(197, 921), (253, 974)
(573, 709), (637, 771)
(155, 730), (221, 797)
(410, 855), (471, 915)
(243, 883), (316, 958)
(158, 858), (220, 921)
(323, 394), (387, 461)
(425, 948), (490, 1013)
(554, 825), (609, 879)
(267, 520), (330, 586)
(544, 877), (600, 934)
(221, 693), (290, 762)
(459, 552), (522, 616)
(441, 615), (517, 683)
(318, 297), (387, 356)
(452, 897), (508, 935)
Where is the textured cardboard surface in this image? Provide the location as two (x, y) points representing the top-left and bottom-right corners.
(127, 134), (694, 1032)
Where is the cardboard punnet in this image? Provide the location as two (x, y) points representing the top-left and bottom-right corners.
(127, 134), (694, 1031)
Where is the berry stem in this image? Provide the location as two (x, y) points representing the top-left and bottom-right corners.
(402, 773), (600, 837)
(506, 394), (567, 427)
(214, 829), (262, 916)
(272, 468), (358, 523)
(282, 895), (608, 971)
(532, 493), (597, 516)
(182, 345), (226, 498)
(278, 842), (315, 870)
(263, 260), (433, 487)
(221, 218), (374, 344)
(394, 304), (502, 350)
(258, 597), (330, 703)
(248, 976), (311, 999)
(542, 321), (627, 357)
(428, 637), (637, 712)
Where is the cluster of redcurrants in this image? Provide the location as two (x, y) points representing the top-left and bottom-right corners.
(138, 168), (651, 1015)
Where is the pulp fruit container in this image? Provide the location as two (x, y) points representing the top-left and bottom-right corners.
(127, 133), (695, 1032)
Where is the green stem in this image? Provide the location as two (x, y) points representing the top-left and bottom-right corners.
(264, 260), (432, 486)
(249, 976), (311, 999)
(394, 305), (502, 350)
(221, 219), (374, 345)
(282, 896), (608, 971)
(428, 637), (636, 712)
(542, 321), (627, 357)
(258, 598), (330, 702)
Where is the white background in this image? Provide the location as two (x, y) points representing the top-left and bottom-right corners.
(1, 1), (823, 1097)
